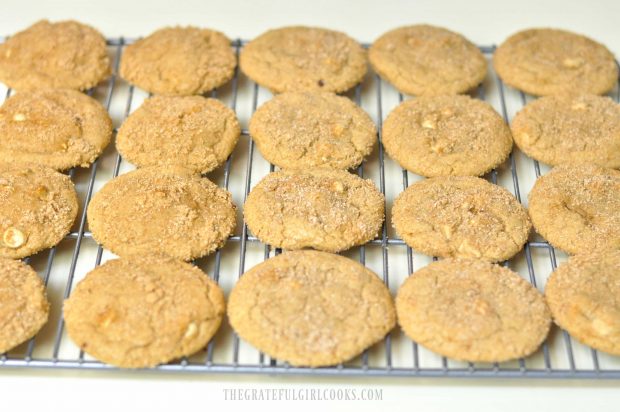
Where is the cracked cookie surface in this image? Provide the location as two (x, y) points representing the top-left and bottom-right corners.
(249, 92), (376, 170)
(117, 95), (240, 174)
(0, 20), (110, 91)
(240, 26), (367, 93)
(87, 166), (236, 261)
(545, 250), (620, 356)
(494, 28), (618, 96)
(396, 258), (551, 362)
(369, 25), (487, 96)
(63, 256), (225, 368)
(0, 164), (78, 259)
(0, 89), (113, 170)
(382, 95), (513, 177)
(528, 164), (620, 255)
(392, 176), (530, 262)
(228, 250), (395, 367)
(244, 169), (384, 252)
(120, 26), (236, 95)
(511, 94), (620, 169)
(0, 258), (49, 354)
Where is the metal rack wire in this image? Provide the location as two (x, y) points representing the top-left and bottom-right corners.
(1, 37), (619, 379)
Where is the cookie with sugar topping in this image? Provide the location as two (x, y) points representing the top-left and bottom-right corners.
(87, 166), (236, 261)
(382, 94), (513, 177)
(228, 250), (395, 367)
(244, 169), (384, 252)
(545, 250), (620, 356)
(511, 94), (620, 168)
(249, 92), (376, 170)
(240, 26), (367, 93)
(392, 176), (531, 262)
(369, 25), (487, 96)
(64, 255), (225, 368)
(396, 258), (551, 362)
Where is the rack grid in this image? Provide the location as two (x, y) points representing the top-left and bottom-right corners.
(1, 37), (619, 379)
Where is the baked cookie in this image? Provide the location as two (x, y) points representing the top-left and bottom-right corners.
(382, 95), (513, 177)
(228, 250), (395, 367)
(87, 166), (236, 261)
(240, 26), (367, 93)
(0, 165), (78, 259)
(528, 164), (620, 255)
(396, 258), (551, 362)
(494, 28), (618, 96)
(120, 26), (236, 95)
(369, 25), (487, 96)
(249, 92), (376, 170)
(64, 256), (225, 368)
(0, 258), (49, 354)
(0, 89), (113, 170)
(116, 95), (240, 174)
(511, 94), (620, 169)
(0, 20), (110, 91)
(244, 169), (384, 252)
(545, 250), (620, 355)
(392, 176), (530, 262)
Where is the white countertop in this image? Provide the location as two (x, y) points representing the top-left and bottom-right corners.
(1, 0), (620, 410)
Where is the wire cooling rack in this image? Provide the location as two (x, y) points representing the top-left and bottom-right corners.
(1, 37), (620, 379)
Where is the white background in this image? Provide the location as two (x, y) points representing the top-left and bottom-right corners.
(1, 0), (620, 410)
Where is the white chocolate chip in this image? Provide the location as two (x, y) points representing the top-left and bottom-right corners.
(458, 240), (482, 258)
(332, 181), (345, 192)
(3, 227), (25, 248)
(422, 119), (436, 129)
(562, 57), (584, 69)
(12, 113), (26, 122)
(184, 322), (198, 339)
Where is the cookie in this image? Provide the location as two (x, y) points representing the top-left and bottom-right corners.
(240, 26), (367, 93)
(244, 169), (384, 252)
(0, 165), (78, 259)
(249, 92), (376, 170)
(63, 256), (225, 368)
(545, 250), (620, 355)
(528, 164), (620, 255)
(494, 28), (618, 96)
(87, 166), (236, 261)
(0, 89), (113, 170)
(392, 176), (531, 262)
(0, 20), (110, 91)
(120, 26), (236, 95)
(228, 250), (395, 367)
(0, 258), (49, 353)
(382, 95), (513, 177)
(116, 95), (240, 174)
(511, 94), (620, 169)
(368, 25), (487, 96)
(396, 258), (551, 362)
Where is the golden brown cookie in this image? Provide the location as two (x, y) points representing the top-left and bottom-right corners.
(240, 26), (367, 93)
(120, 26), (236, 95)
(382, 95), (513, 177)
(369, 25), (487, 96)
(0, 89), (113, 170)
(396, 258), (551, 362)
(87, 166), (236, 261)
(244, 169), (384, 252)
(545, 250), (620, 355)
(392, 176), (531, 262)
(494, 28), (618, 96)
(116, 95), (240, 174)
(0, 165), (78, 259)
(0, 258), (49, 353)
(249, 92), (376, 170)
(228, 250), (395, 367)
(64, 256), (225, 368)
(511, 94), (620, 169)
(0, 20), (110, 91)
(528, 164), (620, 255)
